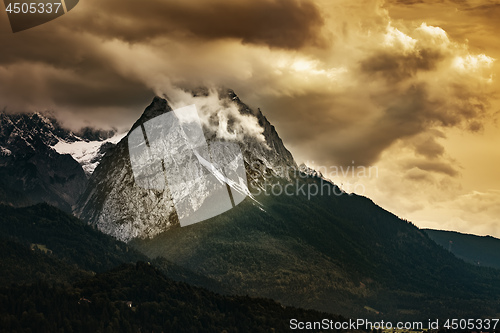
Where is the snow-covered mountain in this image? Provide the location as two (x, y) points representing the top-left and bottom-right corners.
(0, 111), (121, 211)
(53, 133), (125, 176)
(75, 89), (296, 241)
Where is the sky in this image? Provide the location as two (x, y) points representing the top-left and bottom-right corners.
(0, 0), (499, 237)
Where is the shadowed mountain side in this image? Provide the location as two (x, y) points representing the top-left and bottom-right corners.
(425, 229), (500, 270)
(0, 203), (228, 293)
(131, 175), (500, 321)
(0, 262), (350, 332)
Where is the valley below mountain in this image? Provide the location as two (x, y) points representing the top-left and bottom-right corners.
(0, 204), (342, 332)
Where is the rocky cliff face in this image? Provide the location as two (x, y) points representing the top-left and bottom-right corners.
(0, 112), (116, 212)
(0, 112), (86, 212)
(75, 89), (296, 241)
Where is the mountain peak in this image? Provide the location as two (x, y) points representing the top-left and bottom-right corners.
(129, 96), (172, 134)
(76, 89), (297, 241)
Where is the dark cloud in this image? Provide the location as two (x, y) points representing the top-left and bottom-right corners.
(0, 0), (325, 129)
(463, 2), (500, 12)
(253, 91), (359, 140)
(360, 48), (445, 82)
(389, 0), (427, 5)
(404, 169), (435, 183)
(407, 160), (459, 176)
(413, 134), (445, 159)
(47, 71), (154, 109)
(69, 0), (325, 49)
(319, 85), (431, 166)
(0, 11), (155, 127)
(388, 0), (467, 5)
(0, 28), (82, 66)
(267, 70), (491, 168)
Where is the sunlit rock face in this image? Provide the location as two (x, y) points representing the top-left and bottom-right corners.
(75, 89), (296, 241)
(128, 104), (250, 228)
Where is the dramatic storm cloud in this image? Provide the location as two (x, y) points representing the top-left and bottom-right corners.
(73, 0), (325, 49)
(0, 0), (499, 236)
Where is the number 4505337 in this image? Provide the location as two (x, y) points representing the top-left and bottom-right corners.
(6, 2), (62, 14)
(443, 318), (499, 330)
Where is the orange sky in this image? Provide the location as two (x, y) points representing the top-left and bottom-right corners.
(348, 0), (500, 237)
(0, 0), (499, 236)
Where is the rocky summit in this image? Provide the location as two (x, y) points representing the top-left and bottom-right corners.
(75, 89), (296, 241)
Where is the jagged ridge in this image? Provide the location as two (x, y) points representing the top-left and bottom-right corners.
(0, 111), (118, 211)
(75, 89), (297, 241)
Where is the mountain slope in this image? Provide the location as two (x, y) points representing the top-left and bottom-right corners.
(0, 203), (347, 331)
(0, 236), (88, 286)
(0, 262), (347, 333)
(425, 229), (500, 269)
(0, 203), (230, 294)
(130, 176), (500, 320)
(0, 203), (147, 274)
(0, 112), (117, 211)
(76, 91), (500, 321)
